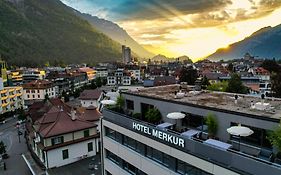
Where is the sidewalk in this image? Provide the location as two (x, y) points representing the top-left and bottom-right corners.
(22, 152), (46, 175)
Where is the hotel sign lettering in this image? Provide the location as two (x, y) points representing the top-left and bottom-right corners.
(132, 122), (185, 148)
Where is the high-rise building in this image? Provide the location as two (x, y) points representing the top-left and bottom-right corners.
(122, 45), (132, 64)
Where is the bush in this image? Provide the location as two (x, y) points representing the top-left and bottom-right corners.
(268, 121), (281, 157)
(207, 81), (228, 92)
(145, 108), (161, 124)
(205, 113), (218, 137)
(132, 113), (141, 119)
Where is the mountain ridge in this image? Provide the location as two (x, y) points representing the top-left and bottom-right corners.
(0, 0), (122, 67)
(207, 24), (281, 61)
(74, 12), (154, 58)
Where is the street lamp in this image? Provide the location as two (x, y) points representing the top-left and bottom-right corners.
(16, 123), (21, 143)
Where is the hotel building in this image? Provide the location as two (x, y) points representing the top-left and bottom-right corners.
(101, 85), (281, 175)
(0, 78), (24, 114)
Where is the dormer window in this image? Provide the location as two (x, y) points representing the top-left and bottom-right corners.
(51, 136), (64, 145)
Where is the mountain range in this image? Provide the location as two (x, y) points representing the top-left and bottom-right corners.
(207, 24), (281, 61)
(0, 0), (122, 67)
(74, 12), (154, 58)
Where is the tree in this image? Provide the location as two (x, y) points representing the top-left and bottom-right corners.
(90, 80), (97, 89)
(95, 77), (102, 87)
(261, 59), (280, 73)
(268, 121), (281, 158)
(145, 108), (162, 124)
(207, 81), (228, 92)
(205, 113), (218, 137)
(179, 67), (198, 85)
(226, 73), (248, 94)
(0, 141), (6, 155)
(116, 95), (125, 110)
(201, 76), (210, 89)
(227, 63), (234, 72)
(271, 72), (281, 98)
(44, 94), (49, 103)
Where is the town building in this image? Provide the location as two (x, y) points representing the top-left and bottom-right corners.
(107, 69), (131, 86)
(7, 70), (23, 86)
(78, 67), (96, 81)
(101, 84), (281, 175)
(79, 89), (103, 108)
(95, 67), (108, 78)
(0, 78), (24, 114)
(22, 69), (46, 84)
(122, 45), (132, 64)
(23, 80), (58, 105)
(27, 103), (100, 169)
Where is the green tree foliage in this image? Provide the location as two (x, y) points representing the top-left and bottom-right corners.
(95, 77), (102, 88)
(268, 121), (281, 155)
(145, 108), (162, 124)
(261, 59), (281, 73)
(271, 72), (281, 98)
(227, 63), (234, 72)
(179, 67), (198, 85)
(0, 141), (6, 155)
(0, 0), (122, 67)
(205, 113), (218, 137)
(116, 95), (125, 110)
(201, 76), (210, 89)
(226, 73), (248, 94)
(207, 81), (228, 92)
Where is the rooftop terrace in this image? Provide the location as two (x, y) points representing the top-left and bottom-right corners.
(125, 84), (281, 120)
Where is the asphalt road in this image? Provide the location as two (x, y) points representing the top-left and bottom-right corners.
(0, 118), (31, 175)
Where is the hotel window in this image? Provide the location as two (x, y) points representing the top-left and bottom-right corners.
(51, 136), (64, 145)
(126, 100), (134, 110)
(38, 95), (40, 98)
(88, 142), (93, 152)
(27, 95), (30, 98)
(31, 90), (35, 93)
(84, 129), (90, 137)
(37, 90), (39, 93)
(32, 95), (35, 98)
(62, 149), (69, 160)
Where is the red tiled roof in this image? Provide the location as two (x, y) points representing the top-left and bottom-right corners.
(23, 80), (54, 89)
(77, 106), (102, 122)
(79, 89), (102, 100)
(38, 108), (96, 138)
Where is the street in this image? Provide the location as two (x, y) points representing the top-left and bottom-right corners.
(0, 118), (31, 175)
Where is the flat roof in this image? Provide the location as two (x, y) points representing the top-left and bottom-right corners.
(124, 84), (281, 120)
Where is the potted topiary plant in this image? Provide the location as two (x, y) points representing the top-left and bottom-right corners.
(205, 113), (218, 138)
(145, 108), (162, 124)
(268, 121), (281, 164)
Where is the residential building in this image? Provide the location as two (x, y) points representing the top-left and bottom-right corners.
(95, 67), (108, 78)
(22, 69), (46, 84)
(101, 85), (281, 175)
(23, 80), (58, 105)
(107, 69), (131, 86)
(27, 105), (99, 169)
(7, 70), (23, 86)
(78, 67), (96, 81)
(0, 78), (24, 114)
(79, 89), (103, 108)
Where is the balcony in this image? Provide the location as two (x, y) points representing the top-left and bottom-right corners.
(103, 109), (281, 175)
(2, 102), (9, 107)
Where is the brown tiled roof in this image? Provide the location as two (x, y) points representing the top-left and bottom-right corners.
(77, 106), (102, 122)
(79, 89), (102, 100)
(37, 107), (96, 138)
(23, 80), (54, 89)
(28, 98), (71, 122)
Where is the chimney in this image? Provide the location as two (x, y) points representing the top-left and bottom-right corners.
(71, 108), (76, 121)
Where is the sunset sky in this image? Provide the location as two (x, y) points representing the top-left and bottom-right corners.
(61, 0), (281, 61)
